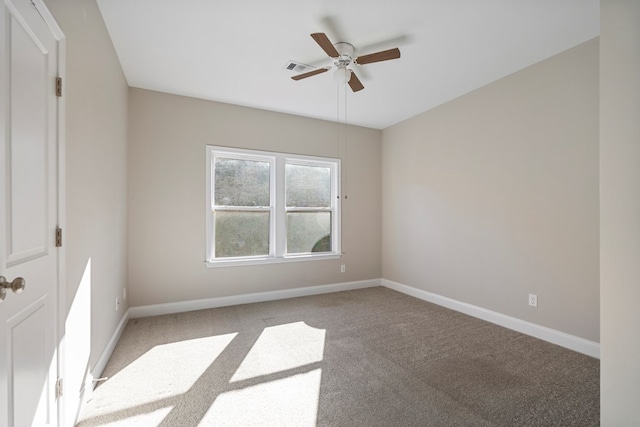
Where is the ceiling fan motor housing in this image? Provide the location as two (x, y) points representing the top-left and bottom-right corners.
(333, 42), (355, 67)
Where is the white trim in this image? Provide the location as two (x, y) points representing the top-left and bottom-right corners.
(130, 279), (380, 319)
(381, 279), (600, 359)
(32, 0), (64, 39)
(205, 253), (341, 268)
(85, 309), (130, 396)
(129, 278), (599, 359)
(55, 27), (68, 427)
(27, 2), (67, 425)
(69, 309), (129, 426)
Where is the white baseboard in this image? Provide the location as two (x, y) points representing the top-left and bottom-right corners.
(70, 309), (130, 425)
(381, 279), (600, 359)
(126, 278), (599, 359)
(88, 308), (130, 390)
(129, 279), (381, 319)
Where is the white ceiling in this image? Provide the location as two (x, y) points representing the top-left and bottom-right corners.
(96, 0), (599, 130)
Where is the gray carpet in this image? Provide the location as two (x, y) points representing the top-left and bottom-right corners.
(77, 287), (599, 426)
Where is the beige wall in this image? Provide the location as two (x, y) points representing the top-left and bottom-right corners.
(30, 1), (619, 419)
(382, 39), (599, 342)
(600, 0), (640, 423)
(43, 0), (128, 420)
(127, 88), (381, 306)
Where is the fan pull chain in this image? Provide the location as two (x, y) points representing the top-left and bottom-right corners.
(336, 83), (340, 162)
(343, 82), (348, 200)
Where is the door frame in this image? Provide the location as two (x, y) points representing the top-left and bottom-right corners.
(28, 1), (67, 425)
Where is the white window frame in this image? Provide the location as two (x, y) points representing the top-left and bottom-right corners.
(206, 145), (341, 267)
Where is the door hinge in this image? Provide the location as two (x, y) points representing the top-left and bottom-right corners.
(55, 227), (62, 247)
(55, 378), (63, 399)
(55, 77), (62, 97)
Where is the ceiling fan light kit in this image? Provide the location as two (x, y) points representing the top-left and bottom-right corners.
(333, 66), (352, 84)
(292, 32), (400, 92)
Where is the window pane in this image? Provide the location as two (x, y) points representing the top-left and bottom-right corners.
(286, 164), (331, 207)
(215, 211), (270, 257)
(286, 212), (331, 254)
(215, 158), (270, 206)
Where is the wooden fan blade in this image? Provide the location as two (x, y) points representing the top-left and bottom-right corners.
(291, 67), (329, 81)
(348, 71), (364, 92)
(311, 32), (340, 58)
(355, 47), (401, 65)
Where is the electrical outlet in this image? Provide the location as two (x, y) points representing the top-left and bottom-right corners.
(115, 297), (120, 311)
(528, 294), (538, 307)
(340, 264), (346, 273)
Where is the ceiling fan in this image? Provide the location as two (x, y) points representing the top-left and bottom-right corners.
(291, 32), (401, 92)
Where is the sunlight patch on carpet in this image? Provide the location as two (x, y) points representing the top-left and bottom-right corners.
(230, 321), (325, 382)
(201, 369), (322, 426)
(96, 407), (173, 427)
(88, 333), (237, 414)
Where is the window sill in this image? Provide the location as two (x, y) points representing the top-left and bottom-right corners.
(205, 253), (342, 268)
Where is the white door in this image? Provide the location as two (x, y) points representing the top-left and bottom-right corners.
(0, 0), (61, 426)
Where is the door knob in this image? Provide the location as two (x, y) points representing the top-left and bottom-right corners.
(0, 276), (26, 301)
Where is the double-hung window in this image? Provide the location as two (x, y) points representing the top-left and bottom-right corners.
(206, 146), (341, 266)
